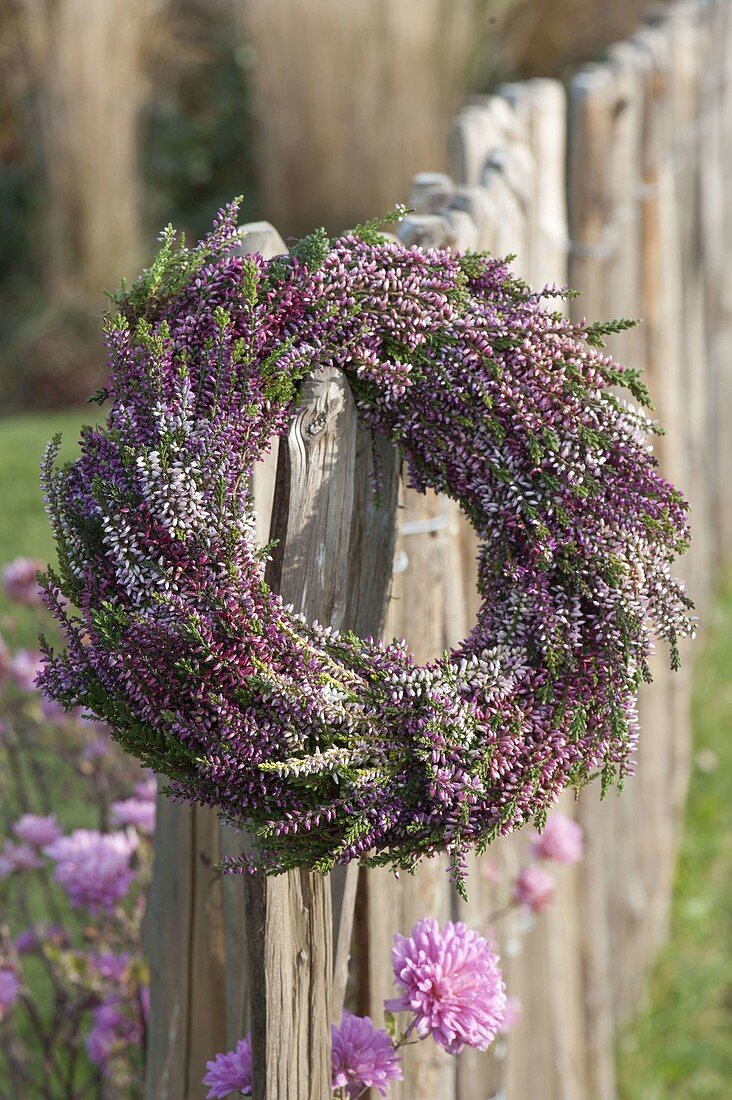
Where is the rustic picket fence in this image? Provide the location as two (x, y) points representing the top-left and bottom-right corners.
(142, 1), (732, 1096)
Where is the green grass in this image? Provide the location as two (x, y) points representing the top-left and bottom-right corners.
(617, 584), (732, 1098)
(0, 410), (93, 645)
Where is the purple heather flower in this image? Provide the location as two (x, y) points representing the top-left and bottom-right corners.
(385, 918), (507, 1054)
(203, 1035), (253, 1097)
(0, 840), (44, 875)
(331, 1012), (402, 1098)
(44, 829), (138, 913)
(13, 813), (62, 848)
(8, 649), (43, 694)
(3, 557), (45, 606)
(530, 813), (584, 865)
(512, 865), (555, 913)
(0, 965), (20, 1021)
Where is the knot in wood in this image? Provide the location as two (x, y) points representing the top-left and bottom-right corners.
(306, 411), (328, 437)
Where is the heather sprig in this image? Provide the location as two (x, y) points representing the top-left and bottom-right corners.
(39, 201), (694, 879)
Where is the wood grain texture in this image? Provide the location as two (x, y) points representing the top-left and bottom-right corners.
(245, 365), (399, 1099)
(567, 62), (620, 1100)
(143, 803), (226, 1099)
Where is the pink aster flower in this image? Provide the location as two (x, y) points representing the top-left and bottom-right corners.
(0, 965), (20, 1021)
(498, 996), (522, 1035)
(13, 813), (62, 848)
(530, 812), (584, 865)
(385, 918), (507, 1054)
(111, 797), (156, 835)
(0, 840), (44, 875)
(8, 649), (43, 693)
(81, 732), (112, 761)
(40, 696), (75, 724)
(134, 775), (157, 801)
(85, 999), (141, 1067)
(203, 1035), (253, 1097)
(331, 1012), (402, 1098)
(512, 864), (555, 913)
(88, 952), (131, 983)
(3, 557), (45, 606)
(44, 829), (138, 913)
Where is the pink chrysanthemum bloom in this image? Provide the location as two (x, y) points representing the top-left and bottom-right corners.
(0, 965), (20, 1021)
(44, 829), (138, 913)
(111, 797), (156, 835)
(498, 996), (522, 1035)
(530, 813), (584, 864)
(13, 813), (62, 848)
(203, 1035), (253, 1097)
(385, 918), (507, 1054)
(331, 1012), (402, 1097)
(0, 840), (44, 876)
(3, 557), (45, 606)
(512, 865), (555, 913)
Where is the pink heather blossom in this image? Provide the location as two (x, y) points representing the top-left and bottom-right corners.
(331, 1012), (402, 1098)
(498, 996), (522, 1035)
(3, 557), (45, 606)
(45, 829), (138, 913)
(8, 649), (43, 693)
(530, 813), (584, 865)
(385, 918), (507, 1054)
(512, 865), (555, 913)
(0, 840), (44, 875)
(203, 1035), (253, 1097)
(0, 965), (20, 1021)
(13, 813), (62, 848)
(111, 797), (156, 835)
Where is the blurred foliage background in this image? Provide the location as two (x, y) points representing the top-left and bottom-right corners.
(0, 0), (664, 412)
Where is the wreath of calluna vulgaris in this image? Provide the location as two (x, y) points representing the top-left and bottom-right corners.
(39, 202), (693, 891)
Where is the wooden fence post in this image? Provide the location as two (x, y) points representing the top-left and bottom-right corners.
(241, 344), (399, 1096)
(144, 222), (399, 1099)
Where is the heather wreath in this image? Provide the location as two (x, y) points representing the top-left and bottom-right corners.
(38, 200), (693, 889)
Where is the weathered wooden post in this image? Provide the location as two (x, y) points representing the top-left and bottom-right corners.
(144, 222), (399, 1099)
